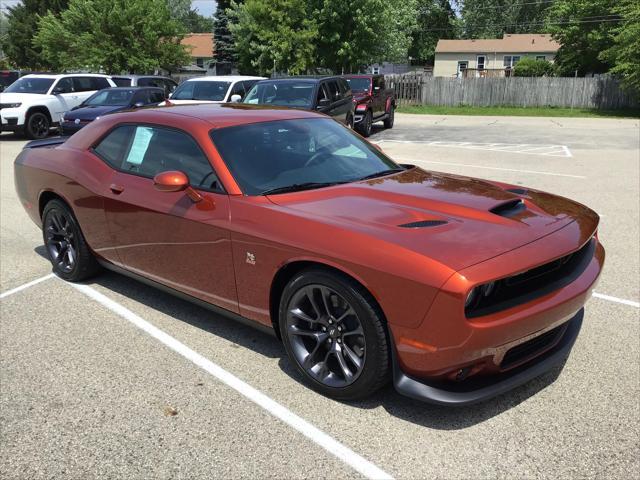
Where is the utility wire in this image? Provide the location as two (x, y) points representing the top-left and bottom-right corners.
(418, 17), (622, 32)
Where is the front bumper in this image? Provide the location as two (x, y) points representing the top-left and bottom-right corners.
(1, 107), (26, 130)
(392, 308), (583, 406)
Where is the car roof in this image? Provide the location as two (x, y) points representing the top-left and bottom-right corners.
(183, 75), (266, 83)
(111, 74), (173, 80)
(112, 103), (325, 129)
(255, 76), (342, 84)
(21, 73), (111, 79)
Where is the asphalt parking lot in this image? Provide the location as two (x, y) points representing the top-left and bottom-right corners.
(1, 113), (639, 479)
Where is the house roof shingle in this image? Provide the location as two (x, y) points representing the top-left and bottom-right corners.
(435, 34), (560, 54)
(180, 33), (214, 58)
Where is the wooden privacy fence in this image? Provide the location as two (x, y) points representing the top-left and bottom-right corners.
(384, 75), (638, 109)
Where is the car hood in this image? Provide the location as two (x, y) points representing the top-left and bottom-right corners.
(267, 167), (597, 271)
(65, 105), (125, 120)
(0, 92), (50, 104)
(352, 92), (371, 104)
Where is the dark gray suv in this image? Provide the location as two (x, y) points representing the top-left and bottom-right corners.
(243, 76), (355, 128)
(110, 75), (178, 98)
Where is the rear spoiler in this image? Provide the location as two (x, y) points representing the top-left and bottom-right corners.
(24, 136), (69, 149)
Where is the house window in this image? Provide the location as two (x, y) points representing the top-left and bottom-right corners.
(457, 61), (468, 76)
(536, 55), (546, 61)
(503, 55), (521, 68)
(477, 55), (486, 70)
(196, 58), (204, 68)
(371, 66), (380, 75)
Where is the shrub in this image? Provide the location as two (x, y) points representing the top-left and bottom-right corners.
(513, 57), (556, 77)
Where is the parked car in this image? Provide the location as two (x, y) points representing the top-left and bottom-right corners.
(0, 70), (21, 92)
(110, 75), (178, 98)
(168, 75), (265, 104)
(15, 103), (604, 405)
(59, 87), (166, 135)
(244, 76), (355, 128)
(344, 74), (396, 137)
(0, 73), (115, 139)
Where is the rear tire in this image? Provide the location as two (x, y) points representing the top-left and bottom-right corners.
(384, 105), (395, 129)
(279, 268), (390, 401)
(25, 112), (51, 139)
(42, 199), (101, 281)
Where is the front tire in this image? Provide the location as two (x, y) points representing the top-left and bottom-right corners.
(42, 199), (101, 281)
(25, 112), (51, 139)
(358, 110), (373, 137)
(279, 268), (390, 400)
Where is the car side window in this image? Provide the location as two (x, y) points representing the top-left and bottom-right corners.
(164, 79), (178, 95)
(132, 90), (150, 105)
(72, 77), (93, 92)
(93, 125), (136, 168)
(326, 80), (341, 101)
(338, 79), (352, 97)
(111, 77), (132, 87)
(149, 90), (165, 103)
(229, 81), (245, 99)
(94, 125), (220, 191)
(53, 77), (74, 94)
(92, 77), (111, 90)
(316, 83), (330, 104)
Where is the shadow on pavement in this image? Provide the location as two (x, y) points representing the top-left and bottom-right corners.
(34, 245), (566, 430)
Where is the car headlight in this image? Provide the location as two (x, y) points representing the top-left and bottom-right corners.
(465, 288), (479, 308)
(3, 103), (21, 108)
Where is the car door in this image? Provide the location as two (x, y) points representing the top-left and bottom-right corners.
(371, 76), (385, 117)
(50, 77), (79, 121)
(70, 76), (99, 105)
(324, 79), (348, 123)
(98, 123), (239, 312)
(315, 82), (333, 116)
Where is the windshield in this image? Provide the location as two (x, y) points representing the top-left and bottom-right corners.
(210, 118), (399, 195)
(4, 77), (55, 94)
(84, 89), (135, 106)
(345, 77), (371, 93)
(244, 82), (315, 108)
(171, 81), (231, 101)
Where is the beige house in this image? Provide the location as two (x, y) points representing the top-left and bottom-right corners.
(433, 34), (560, 78)
(180, 33), (215, 69)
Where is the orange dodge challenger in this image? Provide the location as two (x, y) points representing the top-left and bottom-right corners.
(14, 104), (604, 405)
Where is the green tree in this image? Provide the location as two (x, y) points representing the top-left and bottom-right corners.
(1, 0), (69, 69)
(460, 0), (551, 39)
(513, 57), (555, 76)
(168, 0), (214, 33)
(545, 0), (619, 75)
(601, 0), (640, 92)
(410, 0), (457, 65)
(229, 0), (317, 75)
(34, 0), (190, 73)
(214, 0), (238, 64)
(312, 0), (417, 73)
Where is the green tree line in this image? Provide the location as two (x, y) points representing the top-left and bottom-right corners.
(1, 0), (638, 92)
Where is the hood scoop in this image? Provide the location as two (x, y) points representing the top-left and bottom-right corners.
(490, 199), (526, 218)
(398, 220), (447, 229)
(505, 188), (528, 195)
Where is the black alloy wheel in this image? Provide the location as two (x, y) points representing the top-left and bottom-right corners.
(42, 199), (101, 281)
(280, 269), (389, 400)
(26, 112), (50, 139)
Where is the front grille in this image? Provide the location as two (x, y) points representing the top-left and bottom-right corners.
(466, 238), (595, 318)
(501, 322), (567, 370)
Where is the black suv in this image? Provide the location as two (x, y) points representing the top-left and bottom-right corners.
(243, 76), (355, 128)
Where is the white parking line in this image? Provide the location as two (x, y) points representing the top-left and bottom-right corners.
(593, 293), (640, 308)
(376, 139), (573, 158)
(0, 273), (55, 299)
(65, 281), (394, 480)
(395, 158), (586, 179)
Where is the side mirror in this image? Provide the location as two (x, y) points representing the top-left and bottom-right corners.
(317, 98), (331, 109)
(153, 170), (189, 192)
(230, 94), (242, 103)
(52, 87), (64, 95)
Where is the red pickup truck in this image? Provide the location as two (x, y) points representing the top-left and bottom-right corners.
(343, 74), (395, 137)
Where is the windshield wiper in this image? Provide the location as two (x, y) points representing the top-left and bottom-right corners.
(260, 181), (348, 196)
(356, 168), (405, 182)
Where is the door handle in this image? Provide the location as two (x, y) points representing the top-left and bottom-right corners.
(109, 184), (124, 194)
